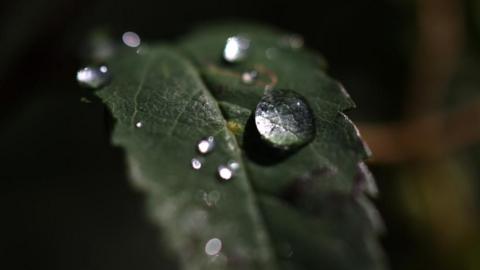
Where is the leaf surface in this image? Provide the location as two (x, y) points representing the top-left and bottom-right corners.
(95, 24), (385, 270)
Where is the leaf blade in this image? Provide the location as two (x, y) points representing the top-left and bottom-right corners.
(95, 24), (386, 270)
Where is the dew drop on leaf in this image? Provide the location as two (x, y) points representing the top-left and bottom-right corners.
(241, 70), (258, 84)
(135, 121), (143, 128)
(197, 136), (215, 154)
(205, 238), (222, 256)
(217, 165), (234, 181)
(255, 89), (315, 150)
(122, 31), (141, 48)
(223, 36), (250, 63)
(191, 158), (203, 170)
(76, 65), (111, 89)
(227, 160), (240, 171)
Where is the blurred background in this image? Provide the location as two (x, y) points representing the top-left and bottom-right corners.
(1, 0), (479, 269)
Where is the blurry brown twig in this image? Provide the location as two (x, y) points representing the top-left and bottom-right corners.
(361, 0), (473, 164)
(360, 99), (480, 163)
(406, 0), (464, 116)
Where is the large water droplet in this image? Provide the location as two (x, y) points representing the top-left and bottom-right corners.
(241, 70), (258, 84)
(223, 36), (250, 63)
(76, 66), (111, 89)
(217, 165), (234, 181)
(205, 238), (222, 256)
(255, 89), (315, 150)
(197, 136), (215, 154)
(122, 31), (141, 48)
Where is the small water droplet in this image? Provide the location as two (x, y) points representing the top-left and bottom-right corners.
(76, 65), (111, 89)
(241, 70), (258, 84)
(227, 160), (240, 171)
(191, 158), (203, 170)
(135, 121), (143, 128)
(218, 165), (234, 181)
(280, 34), (304, 49)
(197, 136), (215, 154)
(205, 238), (222, 256)
(255, 89), (315, 150)
(223, 36), (250, 63)
(122, 31), (141, 48)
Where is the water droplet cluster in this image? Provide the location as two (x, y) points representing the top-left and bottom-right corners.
(191, 136), (240, 181)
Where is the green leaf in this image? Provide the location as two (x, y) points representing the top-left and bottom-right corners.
(95, 23), (386, 270)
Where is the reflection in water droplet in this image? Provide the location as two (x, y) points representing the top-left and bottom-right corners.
(191, 158), (203, 170)
(135, 121), (143, 128)
(197, 136), (215, 154)
(241, 70), (258, 84)
(218, 165), (234, 181)
(255, 89), (315, 150)
(205, 238), (222, 256)
(76, 66), (111, 89)
(223, 36), (250, 63)
(122, 31), (141, 48)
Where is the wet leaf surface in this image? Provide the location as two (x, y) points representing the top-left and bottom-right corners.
(95, 24), (386, 270)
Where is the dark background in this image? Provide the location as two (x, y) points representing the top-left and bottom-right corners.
(1, 0), (479, 269)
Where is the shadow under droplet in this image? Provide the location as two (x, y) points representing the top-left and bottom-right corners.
(243, 114), (298, 166)
(281, 166), (337, 204)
